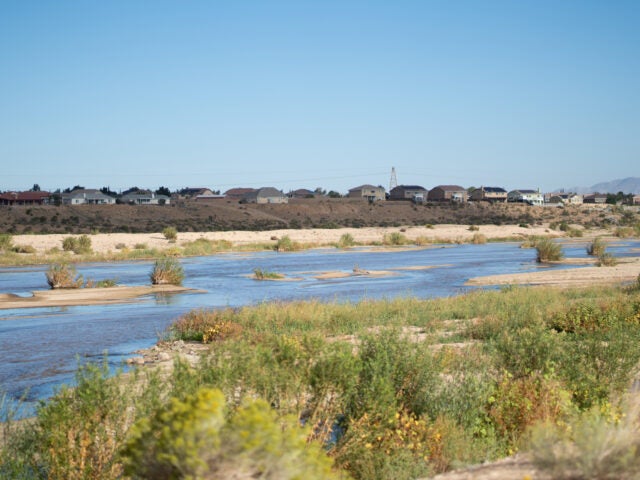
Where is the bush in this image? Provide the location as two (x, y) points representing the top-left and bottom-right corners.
(150, 257), (184, 285)
(337, 233), (355, 248)
(76, 234), (92, 254)
(121, 387), (339, 480)
(62, 236), (77, 252)
(274, 235), (298, 252)
(61, 235), (92, 254)
(529, 400), (640, 479)
(535, 238), (564, 262)
(15, 360), (131, 479)
(471, 233), (487, 244)
(168, 308), (239, 342)
(45, 263), (84, 289)
(587, 237), (606, 257)
(597, 252), (618, 267)
(253, 268), (283, 280)
(383, 232), (409, 246)
(134, 243), (148, 250)
(615, 226), (634, 238)
(11, 245), (36, 254)
(468, 225), (479, 231)
(162, 226), (178, 242)
(0, 233), (13, 252)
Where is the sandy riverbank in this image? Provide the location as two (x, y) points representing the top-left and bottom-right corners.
(10, 224), (577, 255)
(0, 285), (200, 311)
(467, 257), (640, 288)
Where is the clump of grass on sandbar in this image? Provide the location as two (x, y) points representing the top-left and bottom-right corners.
(150, 257), (184, 285)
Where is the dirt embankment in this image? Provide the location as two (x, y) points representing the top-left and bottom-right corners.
(0, 199), (623, 234)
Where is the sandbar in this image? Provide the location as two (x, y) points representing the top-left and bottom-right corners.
(10, 224), (580, 256)
(466, 257), (640, 288)
(0, 285), (199, 311)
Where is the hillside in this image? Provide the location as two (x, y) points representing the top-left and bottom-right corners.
(0, 198), (625, 235)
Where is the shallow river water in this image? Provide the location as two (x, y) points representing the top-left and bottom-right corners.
(1, 239), (638, 415)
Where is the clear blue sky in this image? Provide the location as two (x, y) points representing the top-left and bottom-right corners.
(1, 1), (638, 194)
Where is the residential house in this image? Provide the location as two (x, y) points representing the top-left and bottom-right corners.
(288, 189), (315, 199)
(469, 186), (507, 203)
(583, 193), (608, 204)
(634, 195), (640, 206)
(62, 189), (116, 205)
(179, 187), (214, 198)
(224, 188), (256, 201)
(545, 193), (583, 205)
(507, 189), (544, 206)
(242, 187), (288, 204)
(427, 185), (468, 203)
(347, 184), (386, 202)
(120, 191), (170, 205)
(389, 185), (428, 202)
(195, 193), (227, 202)
(0, 191), (51, 206)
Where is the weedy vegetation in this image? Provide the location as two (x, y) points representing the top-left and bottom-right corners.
(150, 257), (184, 285)
(162, 226), (178, 242)
(4, 284), (640, 478)
(253, 268), (284, 280)
(534, 237), (564, 262)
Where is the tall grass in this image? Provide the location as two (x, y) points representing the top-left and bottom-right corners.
(535, 237), (564, 262)
(150, 257), (184, 285)
(3, 285), (640, 478)
(45, 263), (83, 289)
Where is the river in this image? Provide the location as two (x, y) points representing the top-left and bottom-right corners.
(1, 239), (638, 416)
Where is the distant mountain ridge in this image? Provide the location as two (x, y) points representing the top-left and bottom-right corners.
(560, 177), (640, 194)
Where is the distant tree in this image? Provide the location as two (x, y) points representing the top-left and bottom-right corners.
(100, 186), (118, 197)
(606, 191), (633, 205)
(467, 186), (476, 194)
(314, 187), (327, 196)
(31, 183), (41, 192)
(155, 186), (171, 197)
(327, 190), (342, 198)
(63, 185), (85, 193)
(122, 186), (147, 196)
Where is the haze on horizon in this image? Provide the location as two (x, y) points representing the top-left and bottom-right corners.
(1, 1), (638, 194)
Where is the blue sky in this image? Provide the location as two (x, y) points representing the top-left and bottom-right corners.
(1, 1), (638, 194)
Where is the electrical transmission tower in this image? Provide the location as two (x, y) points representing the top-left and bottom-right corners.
(389, 167), (398, 191)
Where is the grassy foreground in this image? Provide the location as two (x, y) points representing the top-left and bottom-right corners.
(2, 280), (640, 479)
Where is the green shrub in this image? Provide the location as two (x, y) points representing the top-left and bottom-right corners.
(597, 252), (618, 267)
(76, 234), (92, 254)
(535, 238), (564, 262)
(61, 235), (92, 254)
(115, 243), (127, 250)
(162, 226), (178, 242)
(337, 233), (356, 248)
(471, 233), (487, 244)
(150, 257), (184, 285)
(529, 400), (640, 479)
(0, 233), (13, 252)
(133, 243), (148, 250)
(274, 235), (298, 252)
(383, 232), (409, 246)
(587, 237), (606, 257)
(615, 226), (634, 238)
(468, 225), (479, 231)
(62, 236), (77, 252)
(253, 268), (283, 280)
(10, 360), (132, 479)
(10, 245), (36, 254)
(45, 263), (84, 289)
(121, 387), (340, 480)
(167, 308), (240, 342)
